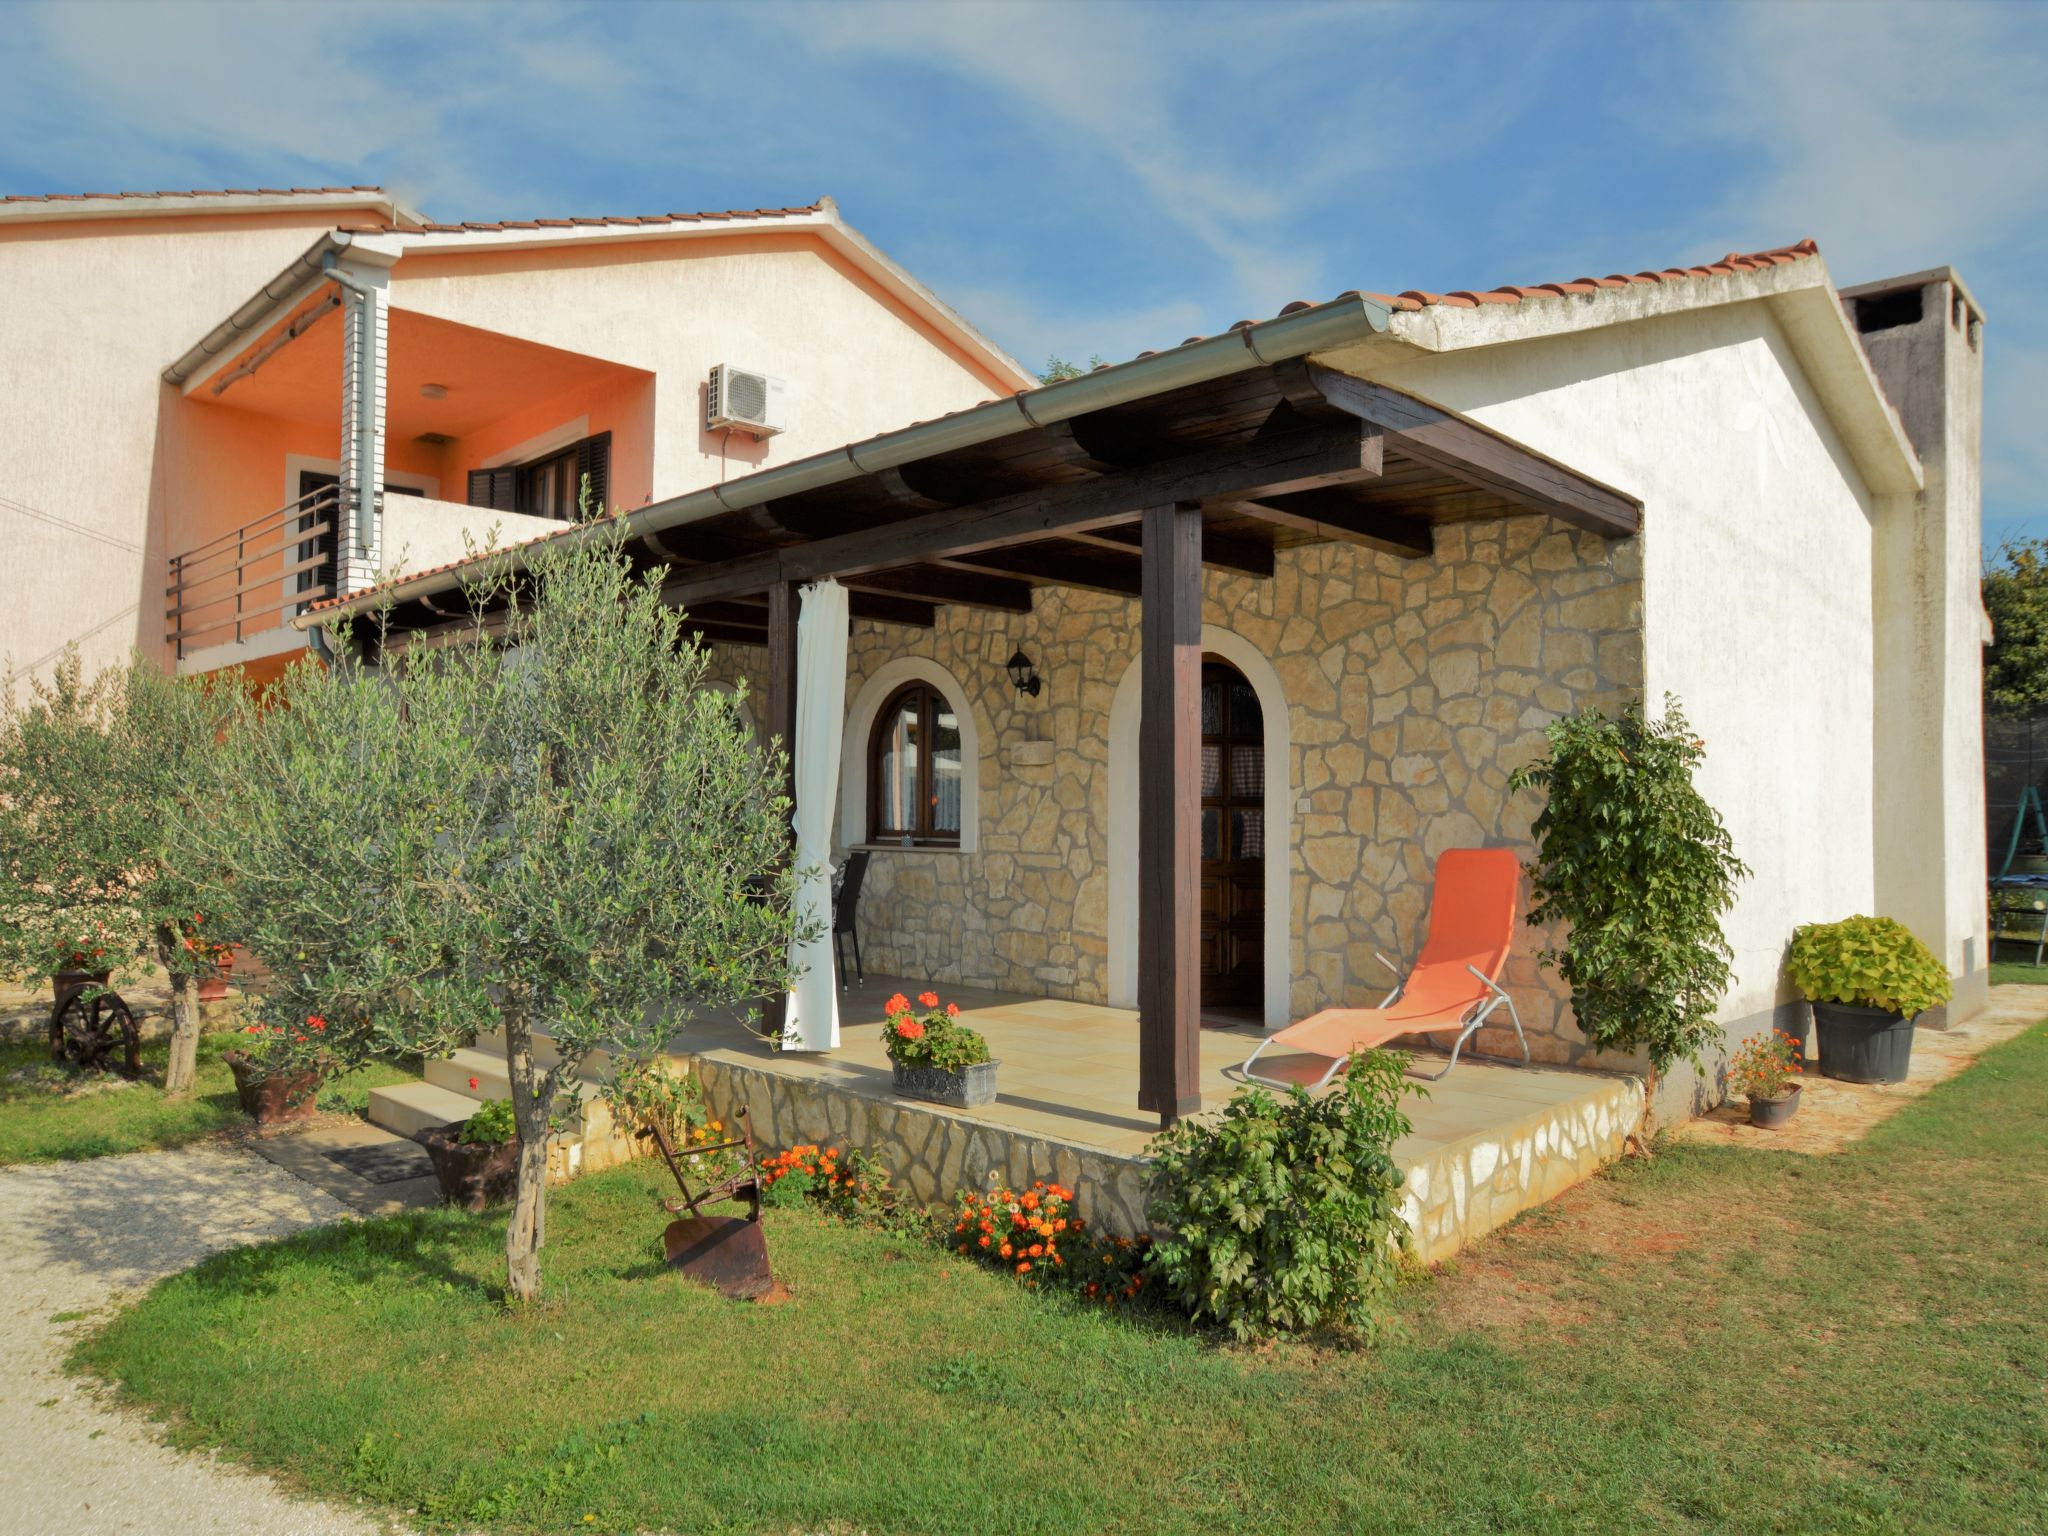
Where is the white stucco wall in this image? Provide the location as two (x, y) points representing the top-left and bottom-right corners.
(379, 495), (564, 579)
(383, 236), (1013, 507)
(1353, 301), (1886, 1099)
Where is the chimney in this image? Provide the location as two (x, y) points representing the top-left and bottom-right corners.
(1843, 267), (1988, 1023)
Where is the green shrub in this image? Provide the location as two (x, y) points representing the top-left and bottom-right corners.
(1508, 696), (1749, 1073)
(458, 1098), (518, 1147)
(1143, 1051), (1417, 1341)
(1786, 915), (1952, 1018)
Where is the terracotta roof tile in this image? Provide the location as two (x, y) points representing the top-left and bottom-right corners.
(1, 184), (387, 204)
(408, 202), (824, 235)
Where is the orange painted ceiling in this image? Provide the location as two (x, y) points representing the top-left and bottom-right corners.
(202, 304), (645, 440)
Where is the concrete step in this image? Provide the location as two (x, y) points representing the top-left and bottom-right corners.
(473, 1030), (620, 1084)
(424, 1047), (510, 1101)
(366, 1080), (485, 1139)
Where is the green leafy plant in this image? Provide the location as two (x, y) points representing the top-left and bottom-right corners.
(1786, 915), (1952, 1018)
(1728, 1029), (1803, 1102)
(1983, 536), (2048, 718)
(1143, 1051), (1417, 1341)
(881, 990), (991, 1073)
(1508, 696), (1749, 1074)
(185, 521), (810, 1301)
(459, 1098), (519, 1147)
(0, 654), (234, 1098)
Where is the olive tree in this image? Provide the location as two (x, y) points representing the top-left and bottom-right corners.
(0, 654), (230, 1095)
(193, 527), (807, 1301)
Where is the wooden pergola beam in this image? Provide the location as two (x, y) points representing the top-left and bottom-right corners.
(1225, 487), (1434, 560)
(1068, 523), (1276, 579)
(1303, 364), (1642, 537)
(1138, 500), (1204, 1126)
(940, 541), (1143, 599)
(657, 421), (1382, 609)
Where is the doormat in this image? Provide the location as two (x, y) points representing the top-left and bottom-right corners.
(324, 1139), (433, 1185)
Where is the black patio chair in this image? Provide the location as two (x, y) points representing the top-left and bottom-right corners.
(832, 849), (870, 989)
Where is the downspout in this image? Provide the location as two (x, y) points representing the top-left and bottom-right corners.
(322, 255), (380, 585)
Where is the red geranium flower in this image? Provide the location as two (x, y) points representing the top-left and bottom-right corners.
(896, 1019), (926, 1041)
(884, 993), (910, 1016)
(945, 1002), (961, 1017)
(917, 991), (939, 1008)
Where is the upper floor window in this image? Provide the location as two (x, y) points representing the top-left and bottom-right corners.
(869, 681), (963, 845)
(467, 431), (611, 521)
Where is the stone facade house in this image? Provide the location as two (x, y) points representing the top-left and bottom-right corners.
(323, 236), (1985, 1126)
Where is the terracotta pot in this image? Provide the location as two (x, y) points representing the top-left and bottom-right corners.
(222, 1050), (324, 1124)
(198, 950), (232, 1002)
(416, 1121), (522, 1211)
(1747, 1083), (1802, 1130)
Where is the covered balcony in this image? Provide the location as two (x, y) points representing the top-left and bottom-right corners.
(162, 278), (652, 677)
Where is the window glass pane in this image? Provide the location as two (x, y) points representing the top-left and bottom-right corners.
(1201, 679), (1223, 735)
(1200, 808), (1221, 860)
(1229, 681), (1261, 735)
(877, 698), (919, 834)
(929, 702), (962, 835)
(1233, 808), (1264, 860)
(1201, 743), (1222, 797)
(1231, 744), (1263, 798)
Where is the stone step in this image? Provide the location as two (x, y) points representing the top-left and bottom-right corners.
(424, 1047), (511, 1101)
(366, 1080), (485, 1139)
(473, 1030), (620, 1084)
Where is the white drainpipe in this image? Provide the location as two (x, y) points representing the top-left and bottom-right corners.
(322, 254), (386, 594)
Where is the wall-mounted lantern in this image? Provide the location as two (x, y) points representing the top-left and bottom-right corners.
(1006, 648), (1042, 699)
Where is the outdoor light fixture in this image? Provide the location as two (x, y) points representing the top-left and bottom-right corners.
(1006, 648), (1041, 699)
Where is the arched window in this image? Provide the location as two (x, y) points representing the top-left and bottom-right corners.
(868, 681), (963, 845)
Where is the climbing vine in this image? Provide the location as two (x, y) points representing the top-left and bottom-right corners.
(1507, 696), (1748, 1073)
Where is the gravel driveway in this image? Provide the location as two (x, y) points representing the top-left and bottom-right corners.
(0, 1143), (384, 1534)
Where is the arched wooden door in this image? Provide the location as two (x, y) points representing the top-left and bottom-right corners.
(1199, 656), (1265, 1013)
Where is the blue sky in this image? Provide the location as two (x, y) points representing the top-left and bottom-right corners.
(4, 0), (2043, 545)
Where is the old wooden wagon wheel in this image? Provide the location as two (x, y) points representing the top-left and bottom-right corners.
(51, 985), (142, 1077)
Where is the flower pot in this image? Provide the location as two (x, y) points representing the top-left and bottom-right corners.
(1747, 1083), (1802, 1129)
(416, 1121), (521, 1211)
(198, 951), (233, 1002)
(1811, 1001), (1917, 1085)
(222, 1050), (324, 1124)
(891, 1058), (999, 1109)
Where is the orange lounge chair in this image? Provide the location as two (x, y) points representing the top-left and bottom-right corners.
(1242, 847), (1530, 1088)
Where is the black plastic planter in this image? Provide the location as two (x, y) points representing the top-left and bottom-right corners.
(1811, 1001), (1917, 1085)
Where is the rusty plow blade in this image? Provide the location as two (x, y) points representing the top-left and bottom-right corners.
(660, 1212), (775, 1300)
(639, 1109), (782, 1302)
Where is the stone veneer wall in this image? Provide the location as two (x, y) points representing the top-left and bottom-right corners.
(703, 518), (1645, 1071)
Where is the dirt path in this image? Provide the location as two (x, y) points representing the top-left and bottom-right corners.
(0, 1144), (384, 1534)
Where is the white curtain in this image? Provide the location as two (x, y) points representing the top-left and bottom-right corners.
(781, 578), (849, 1050)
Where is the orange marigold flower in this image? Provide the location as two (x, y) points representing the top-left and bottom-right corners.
(1017, 1261), (1032, 1274)
(978, 1235), (991, 1248)
(998, 1243), (1013, 1258)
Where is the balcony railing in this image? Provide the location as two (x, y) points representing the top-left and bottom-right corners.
(165, 483), (341, 659)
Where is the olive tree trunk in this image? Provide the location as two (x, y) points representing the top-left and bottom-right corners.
(500, 1005), (552, 1303)
(162, 961), (201, 1101)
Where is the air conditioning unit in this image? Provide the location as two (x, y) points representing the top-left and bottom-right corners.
(706, 364), (786, 437)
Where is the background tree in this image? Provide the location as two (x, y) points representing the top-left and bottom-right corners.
(1983, 536), (2048, 719)
(0, 654), (229, 1096)
(1507, 697), (1748, 1087)
(194, 528), (807, 1301)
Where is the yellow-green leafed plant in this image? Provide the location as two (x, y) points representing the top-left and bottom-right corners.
(1786, 915), (1952, 1018)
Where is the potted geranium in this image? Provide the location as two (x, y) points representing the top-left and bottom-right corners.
(1728, 1028), (1804, 1128)
(1786, 915), (1951, 1085)
(882, 990), (997, 1109)
(222, 1013), (330, 1124)
(416, 1098), (522, 1210)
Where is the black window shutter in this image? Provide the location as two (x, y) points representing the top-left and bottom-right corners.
(576, 432), (612, 518)
(467, 467), (518, 512)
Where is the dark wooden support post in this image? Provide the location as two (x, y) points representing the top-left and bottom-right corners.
(762, 581), (800, 1040)
(1138, 502), (1203, 1126)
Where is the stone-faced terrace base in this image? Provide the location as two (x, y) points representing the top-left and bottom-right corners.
(682, 975), (1643, 1265)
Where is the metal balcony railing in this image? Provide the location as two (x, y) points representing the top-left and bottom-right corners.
(165, 483), (342, 658)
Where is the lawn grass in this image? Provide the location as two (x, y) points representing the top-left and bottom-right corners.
(0, 1034), (413, 1165)
(75, 1023), (2048, 1535)
(1989, 958), (2048, 986)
